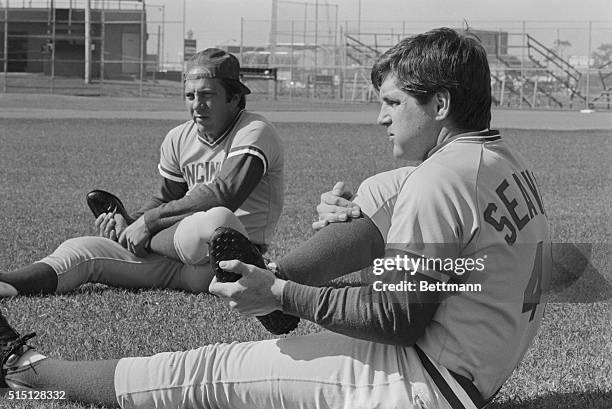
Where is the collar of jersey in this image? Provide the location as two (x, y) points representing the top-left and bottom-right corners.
(197, 109), (245, 147)
(426, 129), (501, 159)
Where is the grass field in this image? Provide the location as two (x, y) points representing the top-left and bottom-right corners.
(0, 116), (610, 408)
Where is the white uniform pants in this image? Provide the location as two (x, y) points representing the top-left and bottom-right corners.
(114, 331), (470, 409)
(40, 207), (247, 294)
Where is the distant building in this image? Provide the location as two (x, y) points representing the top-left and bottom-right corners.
(0, 3), (146, 79)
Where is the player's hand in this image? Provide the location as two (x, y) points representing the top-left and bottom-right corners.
(209, 260), (286, 317)
(313, 181), (361, 230)
(95, 211), (114, 239)
(118, 216), (150, 257)
(112, 214), (129, 238)
(95, 211), (127, 241)
(95, 211), (129, 242)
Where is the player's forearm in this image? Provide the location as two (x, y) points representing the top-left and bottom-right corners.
(131, 196), (164, 221)
(131, 178), (188, 222)
(144, 156), (264, 234)
(281, 277), (440, 346)
(276, 216), (385, 286)
(143, 187), (217, 233)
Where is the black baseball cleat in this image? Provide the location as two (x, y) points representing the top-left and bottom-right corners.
(86, 189), (131, 221)
(0, 310), (36, 390)
(209, 227), (300, 335)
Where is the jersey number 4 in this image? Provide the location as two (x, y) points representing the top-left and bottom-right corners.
(522, 241), (552, 321)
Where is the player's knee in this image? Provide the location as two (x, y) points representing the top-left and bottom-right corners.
(204, 207), (247, 232)
(59, 236), (109, 255)
(186, 207), (245, 240)
(174, 208), (247, 265)
(41, 236), (116, 276)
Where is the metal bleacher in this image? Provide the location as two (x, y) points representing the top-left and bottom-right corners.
(344, 30), (596, 109)
(344, 33), (389, 101)
(489, 33), (588, 109)
(591, 61), (612, 109)
(526, 34), (586, 106)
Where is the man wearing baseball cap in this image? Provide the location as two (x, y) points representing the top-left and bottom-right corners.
(0, 48), (294, 333)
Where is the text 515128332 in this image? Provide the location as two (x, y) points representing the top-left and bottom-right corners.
(6, 390), (66, 400)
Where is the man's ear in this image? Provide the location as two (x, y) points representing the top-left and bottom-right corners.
(433, 89), (451, 121)
(231, 93), (241, 106)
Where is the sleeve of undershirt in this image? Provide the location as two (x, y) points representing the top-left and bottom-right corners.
(277, 215), (385, 286)
(130, 177), (189, 222)
(281, 249), (442, 346)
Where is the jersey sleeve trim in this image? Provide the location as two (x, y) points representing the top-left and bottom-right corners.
(227, 145), (268, 174)
(158, 164), (185, 183)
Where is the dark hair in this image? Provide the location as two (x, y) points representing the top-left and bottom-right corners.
(371, 27), (491, 130)
(219, 78), (247, 109)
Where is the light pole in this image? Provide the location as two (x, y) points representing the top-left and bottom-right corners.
(85, 0), (90, 83)
(139, 0), (145, 96)
(357, 0), (361, 35)
(3, 0), (8, 93)
(270, 0), (277, 67)
(182, 0), (186, 69)
(313, 0), (317, 98)
(160, 4), (164, 70)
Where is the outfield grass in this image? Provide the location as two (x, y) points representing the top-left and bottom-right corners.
(0, 118), (610, 408)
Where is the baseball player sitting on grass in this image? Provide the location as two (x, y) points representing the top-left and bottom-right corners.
(0, 28), (551, 409)
(0, 49), (288, 312)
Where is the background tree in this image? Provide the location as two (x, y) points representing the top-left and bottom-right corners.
(592, 43), (612, 68)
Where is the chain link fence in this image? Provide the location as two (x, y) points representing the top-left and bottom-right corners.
(2, 1), (611, 109)
(239, 18), (612, 109)
(0, 0), (184, 97)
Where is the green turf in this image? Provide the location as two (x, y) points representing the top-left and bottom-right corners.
(0, 118), (610, 408)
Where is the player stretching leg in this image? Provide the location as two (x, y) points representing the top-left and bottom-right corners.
(1, 29), (551, 408)
(0, 49), (284, 298)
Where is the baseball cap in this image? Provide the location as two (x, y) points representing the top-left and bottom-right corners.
(184, 48), (251, 95)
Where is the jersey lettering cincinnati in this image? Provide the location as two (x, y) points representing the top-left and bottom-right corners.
(182, 161), (223, 185)
(483, 169), (545, 244)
